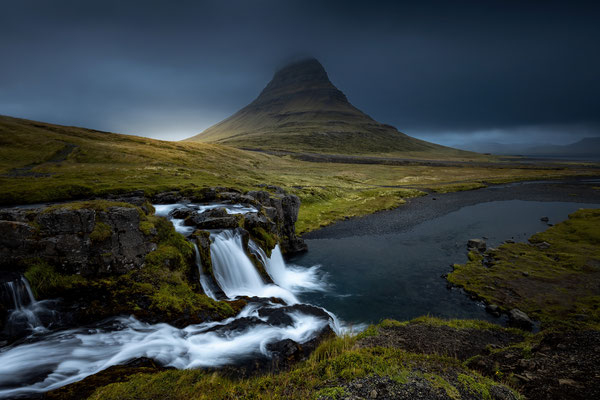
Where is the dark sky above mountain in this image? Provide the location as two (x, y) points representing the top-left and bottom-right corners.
(1, 0), (599, 145)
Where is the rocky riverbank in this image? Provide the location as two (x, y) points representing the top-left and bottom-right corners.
(0, 185), (308, 342)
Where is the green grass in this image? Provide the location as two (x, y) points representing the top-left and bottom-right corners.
(24, 260), (87, 299)
(1, 115), (596, 236)
(448, 209), (600, 329)
(85, 331), (521, 400)
(357, 316), (527, 340)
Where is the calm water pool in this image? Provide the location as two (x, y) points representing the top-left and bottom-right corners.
(292, 200), (600, 325)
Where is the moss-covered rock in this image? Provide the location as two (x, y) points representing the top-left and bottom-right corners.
(0, 199), (158, 275)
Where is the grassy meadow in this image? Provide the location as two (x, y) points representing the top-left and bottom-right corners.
(0, 115), (596, 234)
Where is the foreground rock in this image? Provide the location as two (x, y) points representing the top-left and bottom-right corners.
(469, 330), (600, 400)
(0, 201), (156, 276)
(508, 308), (534, 331)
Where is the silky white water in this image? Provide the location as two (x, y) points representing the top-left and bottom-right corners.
(249, 241), (326, 292)
(2, 277), (50, 335)
(0, 305), (329, 398)
(0, 203), (333, 398)
(210, 230), (299, 304)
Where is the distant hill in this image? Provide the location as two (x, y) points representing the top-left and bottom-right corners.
(186, 58), (480, 159)
(525, 137), (600, 158)
(456, 137), (600, 160)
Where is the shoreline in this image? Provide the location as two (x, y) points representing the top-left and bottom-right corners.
(303, 176), (600, 240)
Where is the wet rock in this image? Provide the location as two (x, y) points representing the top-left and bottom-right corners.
(540, 216), (549, 222)
(151, 191), (182, 204)
(258, 307), (295, 326)
(184, 208), (241, 230)
(169, 207), (194, 219)
(246, 190), (271, 204)
(508, 308), (533, 331)
(486, 304), (501, 316)
(218, 191), (242, 202)
(467, 238), (487, 252)
(532, 241), (551, 250)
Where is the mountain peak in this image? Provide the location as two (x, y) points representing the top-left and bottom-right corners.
(255, 57), (344, 105)
(271, 58), (329, 86)
(186, 59), (468, 157)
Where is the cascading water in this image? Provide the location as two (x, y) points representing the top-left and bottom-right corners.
(0, 304), (329, 398)
(210, 230), (299, 304)
(1, 277), (50, 336)
(0, 203), (337, 399)
(249, 242), (326, 292)
(193, 244), (218, 300)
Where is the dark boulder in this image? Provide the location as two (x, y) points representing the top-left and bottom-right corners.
(508, 308), (534, 331)
(467, 238), (487, 253)
(184, 208), (241, 230)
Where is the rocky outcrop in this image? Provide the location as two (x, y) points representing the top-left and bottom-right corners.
(467, 238), (487, 252)
(0, 202), (157, 276)
(184, 208), (242, 230)
(155, 185), (307, 255)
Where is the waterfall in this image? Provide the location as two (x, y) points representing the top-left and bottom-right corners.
(210, 230), (298, 304)
(0, 203), (344, 398)
(248, 242), (326, 293)
(1, 277), (48, 335)
(193, 244), (218, 300)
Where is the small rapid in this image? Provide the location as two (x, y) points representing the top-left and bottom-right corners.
(0, 304), (329, 398)
(1, 277), (53, 336)
(210, 230), (299, 304)
(249, 242), (325, 293)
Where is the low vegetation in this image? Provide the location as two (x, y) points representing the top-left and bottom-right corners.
(1, 116), (594, 234)
(87, 320), (521, 400)
(448, 209), (600, 330)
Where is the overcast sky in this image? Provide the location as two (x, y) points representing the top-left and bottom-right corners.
(1, 0), (599, 146)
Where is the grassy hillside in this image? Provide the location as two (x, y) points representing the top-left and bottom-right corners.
(0, 115), (593, 233)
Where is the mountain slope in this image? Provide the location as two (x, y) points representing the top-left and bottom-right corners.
(186, 58), (477, 158)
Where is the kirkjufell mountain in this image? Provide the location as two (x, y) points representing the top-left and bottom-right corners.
(186, 58), (473, 157)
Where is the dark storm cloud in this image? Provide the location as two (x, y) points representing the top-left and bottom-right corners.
(1, 0), (599, 143)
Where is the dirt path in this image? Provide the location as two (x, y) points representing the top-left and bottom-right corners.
(3, 143), (78, 177)
(242, 148), (600, 170)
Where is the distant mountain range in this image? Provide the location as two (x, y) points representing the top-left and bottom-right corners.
(186, 58), (479, 159)
(455, 137), (600, 159)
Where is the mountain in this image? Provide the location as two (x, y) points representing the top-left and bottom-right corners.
(525, 137), (600, 159)
(456, 137), (600, 160)
(186, 58), (477, 158)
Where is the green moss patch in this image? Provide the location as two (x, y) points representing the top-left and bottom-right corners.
(90, 221), (112, 242)
(24, 260), (86, 299)
(448, 208), (600, 329)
